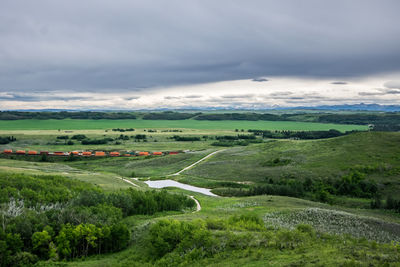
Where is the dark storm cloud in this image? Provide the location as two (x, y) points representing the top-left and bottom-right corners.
(0, 92), (93, 102)
(1, 0), (400, 93)
(269, 91), (294, 97)
(331, 81), (348, 85)
(221, 94), (255, 99)
(123, 96), (141, 101)
(252, 78), (269, 82)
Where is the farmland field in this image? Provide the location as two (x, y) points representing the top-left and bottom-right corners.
(0, 118), (368, 131)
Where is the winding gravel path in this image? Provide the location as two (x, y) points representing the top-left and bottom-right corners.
(167, 149), (225, 176)
(190, 196), (201, 212)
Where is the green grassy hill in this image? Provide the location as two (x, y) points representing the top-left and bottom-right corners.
(185, 132), (400, 190)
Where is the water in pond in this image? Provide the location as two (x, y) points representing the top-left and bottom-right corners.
(144, 179), (217, 197)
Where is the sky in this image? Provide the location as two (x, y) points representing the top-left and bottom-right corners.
(1, 0), (400, 110)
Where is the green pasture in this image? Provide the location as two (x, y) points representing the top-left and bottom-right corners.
(0, 119), (368, 131)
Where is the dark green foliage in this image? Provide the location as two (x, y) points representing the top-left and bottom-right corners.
(211, 140), (263, 146)
(195, 113), (281, 121)
(56, 135), (69, 140)
(56, 223), (129, 260)
(172, 135), (201, 141)
(81, 138), (113, 145)
(212, 170), (378, 202)
(117, 134), (130, 140)
(71, 134), (87, 140)
(318, 113), (400, 126)
(133, 134), (146, 140)
(0, 136), (16, 145)
(143, 111), (198, 120)
(0, 173), (95, 206)
(112, 128), (135, 132)
(262, 158), (292, 167)
(248, 129), (346, 139)
(0, 173), (195, 263)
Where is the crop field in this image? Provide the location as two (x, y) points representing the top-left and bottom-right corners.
(1, 118), (399, 266)
(0, 118), (368, 131)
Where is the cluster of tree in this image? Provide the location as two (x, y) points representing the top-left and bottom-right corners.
(71, 134), (87, 140)
(54, 135), (74, 145)
(161, 129), (182, 132)
(212, 139), (262, 147)
(81, 138), (114, 145)
(0, 111), (137, 120)
(133, 134), (147, 140)
(248, 129), (347, 139)
(172, 135), (201, 141)
(371, 195), (400, 213)
(145, 216), (328, 266)
(262, 158), (292, 167)
(117, 134), (130, 140)
(0, 136), (16, 145)
(112, 128), (135, 132)
(212, 170), (378, 203)
(317, 113), (400, 126)
(215, 135), (256, 141)
(370, 124), (400, 131)
(142, 111), (198, 120)
(194, 113), (283, 121)
(56, 135), (69, 140)
(0, 173), (195, 265)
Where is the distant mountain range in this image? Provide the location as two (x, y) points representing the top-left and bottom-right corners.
(3, 103), (400, 112)
(289, 103), (400, 112)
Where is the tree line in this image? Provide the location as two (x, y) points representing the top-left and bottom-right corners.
(0, 111), (137, 120)
(248, 129), (348, 139)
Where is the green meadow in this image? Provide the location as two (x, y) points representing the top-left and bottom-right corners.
(0, 118), (368, 131)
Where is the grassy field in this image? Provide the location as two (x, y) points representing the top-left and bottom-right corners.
(1, 119), (400, 266)
(0, 118), (368, 131)
(184, 132), (400, 188)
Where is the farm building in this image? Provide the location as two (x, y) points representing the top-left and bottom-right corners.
(110, 152), (120, 156)
(153, 152), (162, 155)
(138, 152), (149, 156)
(3, 149), (12, 154)
(70, 151), (80, 155)
(82, 151), (92, 156)
(53, 151), (66, 156)
(16, 150), (26, 155)
(95, 151), (106, 156)
(123, 154), (131, 157)
(169, 151), (179, 155)
(28, 151), (38, 155)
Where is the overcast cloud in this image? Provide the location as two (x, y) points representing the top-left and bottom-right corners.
(1, 0), (400, 109)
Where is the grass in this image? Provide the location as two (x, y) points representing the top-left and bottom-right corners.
(0, 119), (368, 131)
(184, 132), (400, 192)
(56, 194), (400, 266)
(0, 120), (399, 266)
(66, 150), (214, 178)
(0, 158), (133, 191)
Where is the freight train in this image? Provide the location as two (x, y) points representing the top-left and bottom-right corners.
(2, 149), (182, 157)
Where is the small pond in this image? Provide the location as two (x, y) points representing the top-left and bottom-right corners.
(144, 179), (217, 197)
